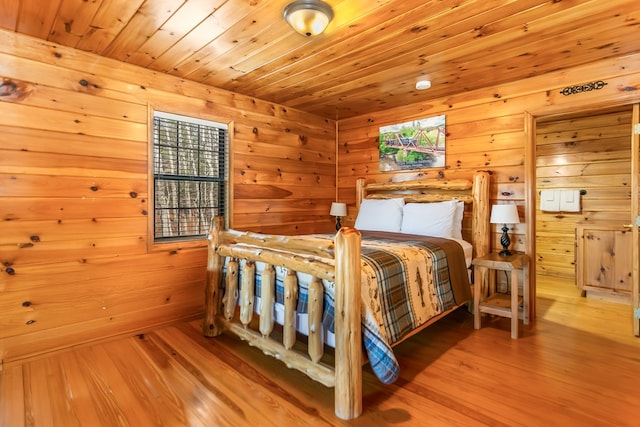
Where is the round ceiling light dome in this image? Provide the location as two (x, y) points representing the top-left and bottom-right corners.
(283, 0), (334, 37)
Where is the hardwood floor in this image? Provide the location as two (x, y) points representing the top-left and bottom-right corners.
(2, 276), (639, 426)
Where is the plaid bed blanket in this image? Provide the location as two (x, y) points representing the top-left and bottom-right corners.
(223, 233), (470, 384)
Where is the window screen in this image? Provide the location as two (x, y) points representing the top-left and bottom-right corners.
(152, 111), (228, 241)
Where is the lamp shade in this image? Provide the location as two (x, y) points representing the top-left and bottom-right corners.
(330, 202), (347, 217)
(490, 204), (520, 224)
(283, 0), (334, 36)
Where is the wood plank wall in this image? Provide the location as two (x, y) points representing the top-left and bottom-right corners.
(0, 30), (335, 366)
(536, 108), (633, 279)
(338, 105), (526, 249)
(337, 55), (640, 270)
(1, 29), (640, 366)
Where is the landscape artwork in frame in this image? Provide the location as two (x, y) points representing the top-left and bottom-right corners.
(378, 115), (446, 171)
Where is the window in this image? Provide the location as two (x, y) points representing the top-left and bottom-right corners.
(152, 111), (228, 242)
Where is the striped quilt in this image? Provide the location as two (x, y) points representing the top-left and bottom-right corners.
(224, 232), (471, 384)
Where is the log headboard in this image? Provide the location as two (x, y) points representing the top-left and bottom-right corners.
(355, 171), (491, 259)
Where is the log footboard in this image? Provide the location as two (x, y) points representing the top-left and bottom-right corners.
(203, 217), (363, 420)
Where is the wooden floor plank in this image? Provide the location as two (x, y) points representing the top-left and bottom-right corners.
(1, 276), (639, 426)
(54, 351), (107, 426)
(21, 361), (54, 427)
(0, 365), (25, 427)
(73, 344), (159, 426)
(131, 333), (240, 427)
(143, 328), (283, 427)
(165, 323), (340, 425)
(103, 336), (189, 426)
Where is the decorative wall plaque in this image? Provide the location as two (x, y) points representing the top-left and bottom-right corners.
(560, 80), (607, 96)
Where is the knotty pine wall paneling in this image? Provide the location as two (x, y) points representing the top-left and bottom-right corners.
(338, 108), (526, 248)
(0, 30), (335, 366)
(338, 54), (640, 297)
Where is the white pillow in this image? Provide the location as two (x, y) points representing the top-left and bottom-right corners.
(400, 201), (458, 238)
(355, 198), (405, 232)
(451, 200), (464, 240)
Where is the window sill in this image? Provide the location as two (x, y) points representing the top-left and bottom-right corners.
(148, 236), (208, 253)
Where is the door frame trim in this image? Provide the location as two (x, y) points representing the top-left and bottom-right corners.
(524, 111), (536, 321)
(524, 101), (638, 325)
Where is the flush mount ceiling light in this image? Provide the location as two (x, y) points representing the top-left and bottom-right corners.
(416, 80), (432, 90)
(283, 0), (334, 37)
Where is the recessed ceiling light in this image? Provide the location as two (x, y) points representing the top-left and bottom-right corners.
(416, 80), (432, 90)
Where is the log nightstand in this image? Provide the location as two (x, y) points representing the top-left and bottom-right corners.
(472, 252), (529, 339)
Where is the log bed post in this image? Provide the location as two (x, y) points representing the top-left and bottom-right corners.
(471, 171), (491, 316)
(356, 178), (366, 211)
(472, 171), (491, 259)
(203, 216), (225, 337)
(334, 227), (363, 420)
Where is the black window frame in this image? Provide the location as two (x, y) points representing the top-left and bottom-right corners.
(152, 111), (229, 242)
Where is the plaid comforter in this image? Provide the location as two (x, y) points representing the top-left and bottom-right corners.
(224, 232), (471, 384)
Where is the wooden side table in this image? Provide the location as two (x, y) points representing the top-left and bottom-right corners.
(472, 252), (529, 339)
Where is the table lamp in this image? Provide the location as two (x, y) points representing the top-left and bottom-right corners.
(329, 202), (347, 231)
(490, 204), (520, 256)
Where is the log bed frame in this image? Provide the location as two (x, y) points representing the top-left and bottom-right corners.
(202, 171), (490, 420)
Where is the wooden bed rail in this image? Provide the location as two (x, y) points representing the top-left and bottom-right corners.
(203, 217), (364, 420)
(219, 227), (336, 258)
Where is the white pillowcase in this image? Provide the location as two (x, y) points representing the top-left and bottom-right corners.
(355, 198), (405, 232)
(400, 201), (458, 238)
(451, 200), (464, 240)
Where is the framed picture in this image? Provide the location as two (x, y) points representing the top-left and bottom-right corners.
(378, 114), (446, 171)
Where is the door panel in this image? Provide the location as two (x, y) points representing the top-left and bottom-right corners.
(576, 223), (632, 301)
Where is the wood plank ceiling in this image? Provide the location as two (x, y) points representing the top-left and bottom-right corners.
(1, 0), (639, 119)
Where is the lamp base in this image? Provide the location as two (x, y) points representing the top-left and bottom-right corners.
(499, 224), (512, 257)
(335, 216), (342, 231)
